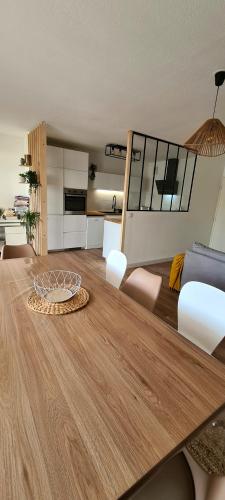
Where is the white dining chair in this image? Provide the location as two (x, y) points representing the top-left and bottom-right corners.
(106, 250), (127, 289)
(178, 281), (225, 500)
(129, 452), (195, 499)
(178, 281), (225, 354)
(121, 268), (162, 312)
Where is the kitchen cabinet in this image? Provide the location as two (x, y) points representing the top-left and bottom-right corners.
(63, 215), (86, 233)
(86, 217), (104, 249)
(47, 167), (63, 215)
(63, 149), (88, 172)
(63, 231), (86, 249)
(64, 168), (88, 190)
(47, 215), (63, 251)
(5, 226), (26, 245)
(63, 215), (86, 249)
(46, 146), (89, 251)
(90, 172), (124, 191)
(47, 146), (63, 168)
(102, 219), (122, 259)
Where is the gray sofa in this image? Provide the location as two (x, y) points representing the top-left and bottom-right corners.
(181, 242), (225, 292)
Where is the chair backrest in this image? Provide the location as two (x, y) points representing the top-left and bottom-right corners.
(121, 268), (162, 312)
(1, 244), (36, 260)
(178, 281), (225, 354)
(106, 250), (127, 288)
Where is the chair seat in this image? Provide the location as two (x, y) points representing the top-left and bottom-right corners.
(1, 244), (36, 259)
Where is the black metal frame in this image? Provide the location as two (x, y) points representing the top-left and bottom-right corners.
(127, 131), (197, 212)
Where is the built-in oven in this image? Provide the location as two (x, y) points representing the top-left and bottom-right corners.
(64, 188), (87, 215)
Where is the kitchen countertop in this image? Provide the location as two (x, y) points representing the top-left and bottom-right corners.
(104, 216), (122, 224)
(0, 218), (21, 226)
(86, 211), (105, 216)
(86, 211), (122, 223)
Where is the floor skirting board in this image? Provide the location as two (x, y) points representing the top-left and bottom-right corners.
(127, 257), (174, 268)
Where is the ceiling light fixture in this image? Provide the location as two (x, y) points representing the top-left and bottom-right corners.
(185, 70), (225, 157)
(105, 143), (141, 161)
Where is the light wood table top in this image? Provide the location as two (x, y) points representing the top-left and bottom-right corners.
(1, 251), (225, 499)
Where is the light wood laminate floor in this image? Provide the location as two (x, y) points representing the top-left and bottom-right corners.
(64, 248), (224, 364)
(65, 249), (178, 329)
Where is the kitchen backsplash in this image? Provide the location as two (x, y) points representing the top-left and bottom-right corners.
(87, 190), (124, 211)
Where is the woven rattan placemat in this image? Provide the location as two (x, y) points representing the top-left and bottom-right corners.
(187, 419), (225, 475)
(27, 287), (89, 315)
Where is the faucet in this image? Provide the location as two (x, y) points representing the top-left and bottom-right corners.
(112, 195), (117, 212)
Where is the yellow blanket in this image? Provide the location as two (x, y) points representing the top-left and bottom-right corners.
(169, 253), (185, 292)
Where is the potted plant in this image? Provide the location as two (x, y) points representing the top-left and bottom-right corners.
(20, 210), (40, 244)
(19, 170), (40, 193)
(0, 208), (4, 219)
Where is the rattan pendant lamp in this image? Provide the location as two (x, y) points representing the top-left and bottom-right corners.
(185, 70), (225, 156)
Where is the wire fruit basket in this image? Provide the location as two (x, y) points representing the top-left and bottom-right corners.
(33, 270), (81, 303)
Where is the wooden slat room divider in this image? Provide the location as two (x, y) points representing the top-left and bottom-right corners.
(28, 122), (47, 255)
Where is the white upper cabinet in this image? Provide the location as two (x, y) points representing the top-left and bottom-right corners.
(90, 172), (124, 191)
(64, 169), (88, 190)
(47, 167), (63, 214)
(47, 146), (63, 168)
(63, 149), (89, 172)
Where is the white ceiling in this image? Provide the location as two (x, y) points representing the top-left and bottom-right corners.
(0, 0), (225, 150)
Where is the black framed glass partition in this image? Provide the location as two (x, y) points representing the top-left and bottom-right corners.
(127, 132), (197, 212)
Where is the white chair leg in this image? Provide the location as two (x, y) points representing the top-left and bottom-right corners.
(184, 449), (209, 500)
(206, 477), (225, 500)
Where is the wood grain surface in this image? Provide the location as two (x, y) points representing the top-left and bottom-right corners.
(0, 251), (225, 500)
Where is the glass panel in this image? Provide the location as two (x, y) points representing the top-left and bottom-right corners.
(170, 147), (187, 211)
(151, 141), (168, 211)
(161, 144), (179, 211)
(180, 152), (196, 211)
(126, 133), (196, 212)
(140, 138), (157, 210)
(169, 146), (186, 212)
(127, 134), (145, 210)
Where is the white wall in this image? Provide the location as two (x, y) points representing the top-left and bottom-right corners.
(124, 156), (225, 265)
(210, 167), (225, 251)
(0, 132), (28, 209)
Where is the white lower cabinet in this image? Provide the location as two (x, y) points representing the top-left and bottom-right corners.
(86, 217), (104, 249)
(48, 215), (87, 251)
(102, 220), (121, 259)
(48, 215), (63, 251)
(63, 215), (86, 233)
(63, 231), (86, 249)
(63, 215), (86, 249)
(5, 226), (27, 245)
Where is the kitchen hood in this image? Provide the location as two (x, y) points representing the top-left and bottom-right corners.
(156, 158), (179, 195)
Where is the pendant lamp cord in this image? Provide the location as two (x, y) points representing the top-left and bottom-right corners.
(213, 86), (219, 118)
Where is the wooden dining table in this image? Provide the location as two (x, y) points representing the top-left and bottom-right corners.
(1, 251), (225, 500)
